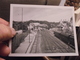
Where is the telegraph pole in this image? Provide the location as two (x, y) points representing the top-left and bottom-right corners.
(22, 8), (23, 32)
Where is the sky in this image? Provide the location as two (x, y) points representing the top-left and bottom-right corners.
(13, 6), (74, 22)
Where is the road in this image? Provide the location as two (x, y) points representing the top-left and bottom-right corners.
(30, 29), (75, 53)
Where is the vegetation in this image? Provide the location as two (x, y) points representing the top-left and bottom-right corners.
(12, 31), (29, 53)
(13, 20), (60, 31)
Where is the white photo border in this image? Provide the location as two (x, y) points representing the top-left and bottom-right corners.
(9, 4), (79, 56)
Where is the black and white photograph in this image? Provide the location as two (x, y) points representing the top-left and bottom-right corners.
(10, 4), (78, 56)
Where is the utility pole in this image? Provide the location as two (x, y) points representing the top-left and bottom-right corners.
(22, 8), (23, 32)
(29, 23), (30, 43)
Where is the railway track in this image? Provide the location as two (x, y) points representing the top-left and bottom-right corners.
(30, 31), (42, 53)
(29, 29), (75, 53)
(40, 29), (75, 53)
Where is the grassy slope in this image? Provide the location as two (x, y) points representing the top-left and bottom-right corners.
(12, 31), (29, 53)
